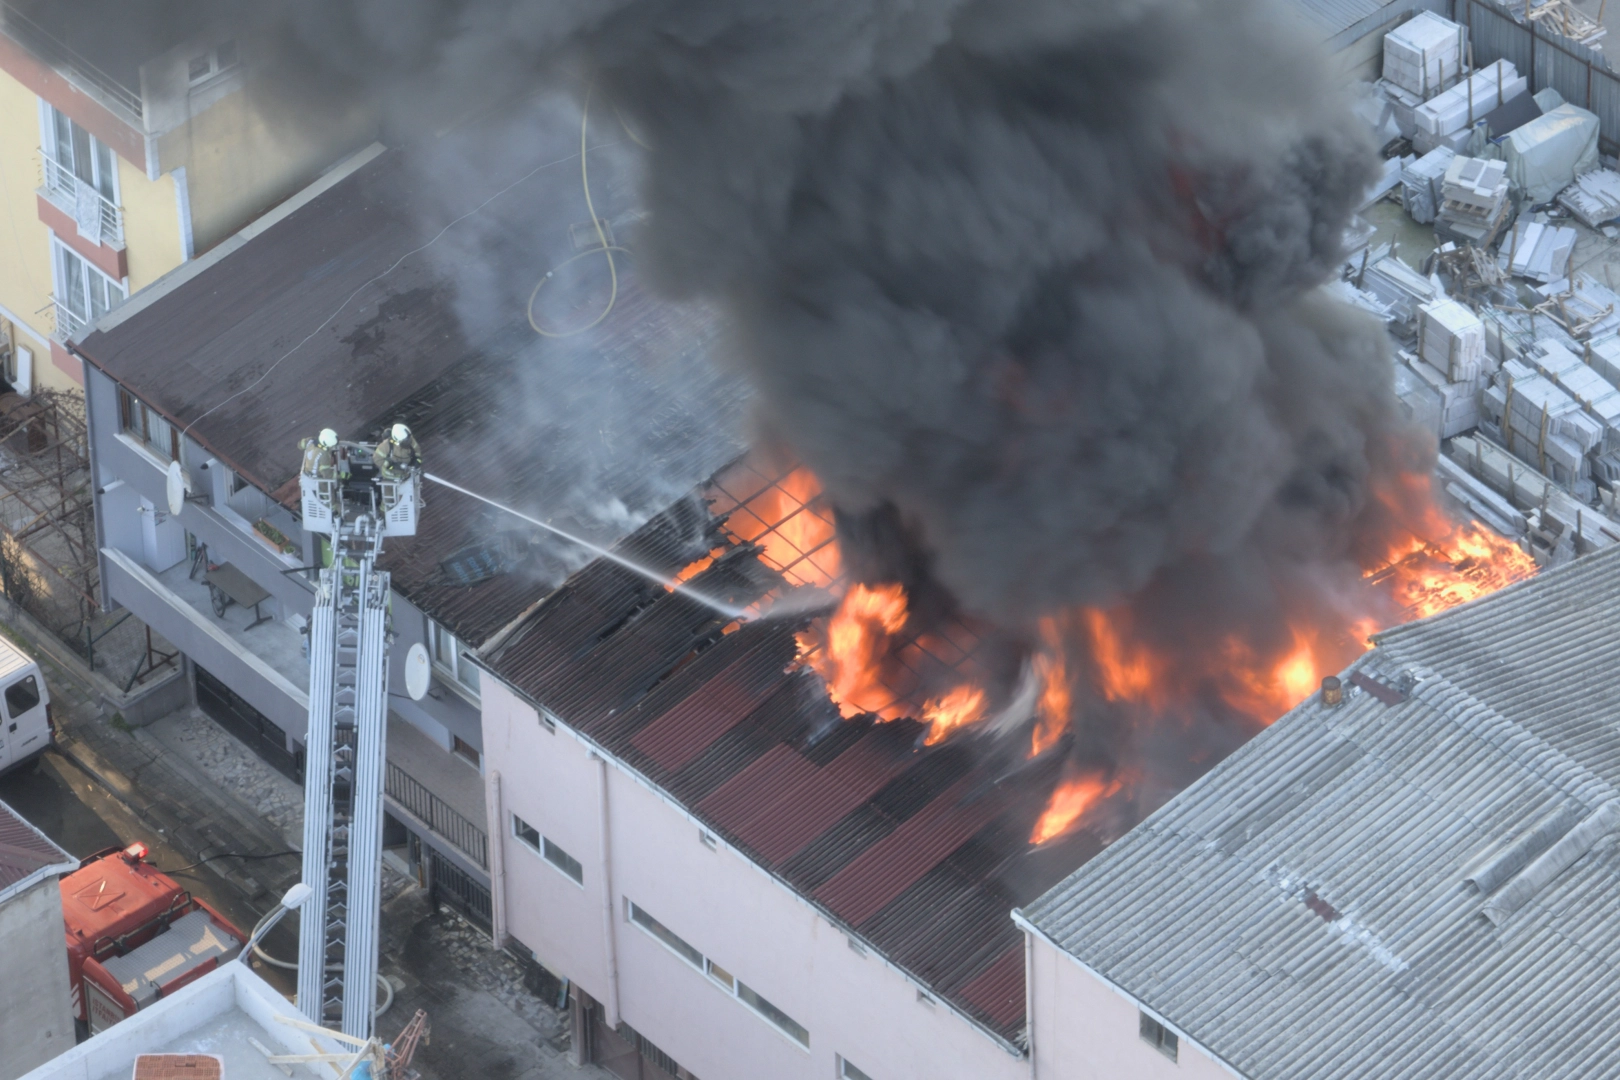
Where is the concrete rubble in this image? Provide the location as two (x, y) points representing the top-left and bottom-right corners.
(1351, 9), (1620, 566)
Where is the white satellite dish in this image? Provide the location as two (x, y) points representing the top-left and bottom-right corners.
(404, 643), (431, 701)
(165, 460), (185, 517)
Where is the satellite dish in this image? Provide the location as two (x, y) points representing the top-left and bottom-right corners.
(404, 643), (431, 701)
(165, 461), (185, 517)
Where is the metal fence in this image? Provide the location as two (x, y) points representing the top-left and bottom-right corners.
(386, 761), (489, 869)
(426, 845), (492, 933)
(1452, 0), (1620, 156)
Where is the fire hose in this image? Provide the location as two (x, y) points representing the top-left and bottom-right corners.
(246, 907), (394, 1018)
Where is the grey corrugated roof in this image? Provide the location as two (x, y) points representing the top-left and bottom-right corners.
(1293, 0), (1394, 37)
(1020, 545), (1620, 1080)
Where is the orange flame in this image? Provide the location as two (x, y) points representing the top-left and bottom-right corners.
(1030, 617), (1072, 756)
(922, 684), (989, 745)
(799, 582), (912, 720)
(1030, 771), (1124, 845)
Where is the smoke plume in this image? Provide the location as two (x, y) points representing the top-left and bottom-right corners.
(91, 0), (1432, 811)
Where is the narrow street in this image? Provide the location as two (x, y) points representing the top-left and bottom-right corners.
(0, 606), (607, 1080)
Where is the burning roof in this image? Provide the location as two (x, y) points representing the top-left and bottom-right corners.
(484, 442), (1544, 1044)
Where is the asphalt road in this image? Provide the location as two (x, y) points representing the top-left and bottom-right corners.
(0, 747), (298, 997)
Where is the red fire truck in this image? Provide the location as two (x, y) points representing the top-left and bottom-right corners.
(59, 843), (247, 1035)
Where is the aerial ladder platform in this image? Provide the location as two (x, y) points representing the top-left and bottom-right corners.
(296, 447), (419, 1040)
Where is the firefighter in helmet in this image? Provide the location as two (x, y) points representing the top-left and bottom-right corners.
(373, 422), (421, 480)
(299, 429), (340, 478)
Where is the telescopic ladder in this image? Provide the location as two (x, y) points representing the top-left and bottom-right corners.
(297, 454), (419, 1040)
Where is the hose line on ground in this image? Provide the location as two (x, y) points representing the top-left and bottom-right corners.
(247, 909), (395, 1018)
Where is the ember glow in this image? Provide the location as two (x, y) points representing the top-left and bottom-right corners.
(680, 460), (1540, 844)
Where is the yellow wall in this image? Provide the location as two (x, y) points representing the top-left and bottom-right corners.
(160, 87), (376, 255)
(0, 69), (59, 381)
(118, 160), (182, 293)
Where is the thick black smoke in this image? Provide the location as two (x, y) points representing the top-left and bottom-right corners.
(102, 0), (1406, 627)
(89, 0), (1432, 821)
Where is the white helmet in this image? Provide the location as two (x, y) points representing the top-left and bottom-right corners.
(391, 423), (410, 442)
(318, 428), (338, 448)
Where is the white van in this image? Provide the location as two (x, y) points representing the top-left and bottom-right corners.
(0, 636), (50, 775)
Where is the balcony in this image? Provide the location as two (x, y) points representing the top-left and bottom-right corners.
(0, 1), (143, 122)
(101, 545), (311, 737)
(39, 153), (124, 248)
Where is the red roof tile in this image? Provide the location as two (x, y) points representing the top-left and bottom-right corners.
(813, 777), (1004, 926)
(956, 945), (1026, 1030)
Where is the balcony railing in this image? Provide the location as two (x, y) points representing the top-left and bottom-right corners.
(45, 297), (84, 341)
(385, 761), (489, 869)
(0, 2), (142, 120)
(40, 155), (124, 247)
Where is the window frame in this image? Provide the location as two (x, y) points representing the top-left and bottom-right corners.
(424, 617), (481, 701)
(41, 103), (119, 205)
(52, 237), (126, 337)
(838, 1058), (877, 1080)
(625, 899), (810, 1049)
(511, 813), (584, 887)
(1139, 1012), (1179, 1063)
(116, 386), (181, 464)
(187, 39), (241, 86)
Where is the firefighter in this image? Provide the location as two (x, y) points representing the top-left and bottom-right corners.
(373, 422), (421, 479)
(299, 428), (340, 478)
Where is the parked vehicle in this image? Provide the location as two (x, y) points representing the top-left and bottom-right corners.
(0, 635), (51, 775)
(59, 843), (246, 1036)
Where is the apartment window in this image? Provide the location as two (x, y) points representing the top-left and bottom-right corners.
(425, 618), (480, 698)
(117, 386), (180, 462)
(512, 814), (583, 886)
(452, 735), (480, 768)
(53, 239), (125, 336)
(627, 900), (810, 1048)
(627, 900), (704, 969)
(839, 1058), (877, 1080)
(42, 105), (116, 203)
(188, 39), (240, 84)
(1140, 1012), (1179, 1063)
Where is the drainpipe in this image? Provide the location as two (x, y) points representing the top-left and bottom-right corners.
(485, 768), (508, 947)
(593, 751), (622, 1026)
(1024, 929), (1038, 1080)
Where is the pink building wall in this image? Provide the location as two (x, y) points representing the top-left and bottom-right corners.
(1022, 922), (1238, 1080)
(482, 677), (1028, 1080)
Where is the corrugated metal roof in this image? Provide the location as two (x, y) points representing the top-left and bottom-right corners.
(75, 131), (748, 648)
(1294, 0), (1396, 37)
(0, 796), (75, 903)
(1021, 544), (1620, 1079)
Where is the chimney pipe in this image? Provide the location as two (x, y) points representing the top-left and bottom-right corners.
(1320, 675), (1343, 707)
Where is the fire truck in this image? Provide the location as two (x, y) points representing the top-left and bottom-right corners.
(59, 842), (246, 1036)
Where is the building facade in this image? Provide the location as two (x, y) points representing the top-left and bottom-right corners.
(72, 119), (745, 952)
(0, 1), (374, 393)
(0, 797), (78, 1080)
